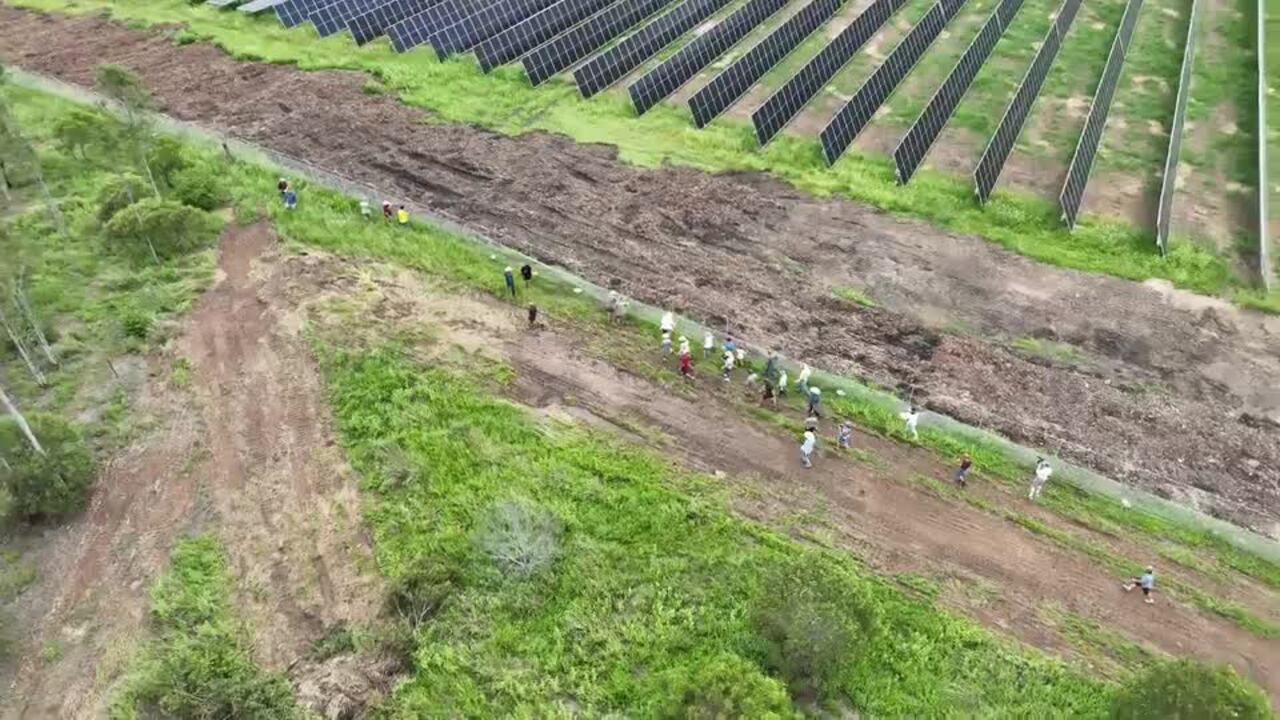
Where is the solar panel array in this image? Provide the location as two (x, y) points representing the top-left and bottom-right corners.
(1058, 0), (1144, 228)
(240, 0), (285, 12)
(973, 0), (1081, 202)
(1155, 0), (1199, 253)
(312, 0), (381, 36)
(893, 0), (1025, 184)
(688, 0), (847, 128)
(349, 0), (438, 44)
(752, 0), (907, 147)
(629, 0), (788, 115)
(522, 0), (675, 86)
(474, 0), (616, 71)
(388, 0), (492, 51)
(275, 0), (331, 27)
(429, 0), (559, 59)
(820, 0), (968, 165)
(575, 0), (731, 98)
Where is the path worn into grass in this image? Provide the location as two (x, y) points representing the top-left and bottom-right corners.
(289, 249), (1279, 703)
(1, 226), (381, 719)
(1, 6), (1279, 537)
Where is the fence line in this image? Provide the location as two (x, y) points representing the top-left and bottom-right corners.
(9, 65), (1278, 563)
(1155, 0), (1200, 255)
(1259, 0), (1273, 289)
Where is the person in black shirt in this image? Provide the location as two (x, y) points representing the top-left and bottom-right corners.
(520, 264), (533, 287)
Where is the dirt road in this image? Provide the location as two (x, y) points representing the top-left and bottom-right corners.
(1, 225), (380, 718)
(1, 6), (1278, 537)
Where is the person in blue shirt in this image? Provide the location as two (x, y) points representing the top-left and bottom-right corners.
(1123, 566), (1156, 604)
(503, 266), (516, 299)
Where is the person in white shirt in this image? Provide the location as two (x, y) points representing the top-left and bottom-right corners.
(800, 429), (816, 468)
(797, 364), (812, 393)
(661, 330), (672, 354)
(1029, 458), (1053, 501)
(703, 331), (714, 359)
(902, 406), (920, 440)
(721, 349), (735, 381)
(678, 335), (690, 355)
(660, 310), (675, 335)
(778, 368), (788, 396)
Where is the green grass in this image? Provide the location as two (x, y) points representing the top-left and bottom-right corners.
(10, 0), (1276, 306)
(109, 535), (299, 719)
(1041, 604), (1162, 678)
(1011, 336), (1086, 365)
(830, 285), (878, 307)
(321, 344), (1113, 716)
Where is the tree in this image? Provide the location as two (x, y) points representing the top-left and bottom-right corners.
(0, 66), (66, 235)
(0, 411), (94, 520)
(172, 161), (227, 211)
(660, 653), (799, 720)
(104, 197), (219, 262)
(96, 172), (149, 222)
(52, 107), (114, 161)
(0, 302), (46, 386)
(146, 135), (188, 189)
(94, 64), (160, 197)
(0, 381), (42, 455)
(1112, 660), (1272, 720)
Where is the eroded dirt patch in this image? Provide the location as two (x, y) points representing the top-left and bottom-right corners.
(0, 6), (1277, 536)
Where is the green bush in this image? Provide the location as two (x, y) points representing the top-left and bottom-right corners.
(660, 653), (799, 719)
(1111, 659), (1272, 719)
(52, 107), (116, 160)
(147, 135), (190, 189)
(104, 197), (220, 261)
(96, 173), (150, 223)
(386, 555), (460, 629)
(171, 162), (227, 211)
(120, 307), (153, 340)
(0, 413), (95, 520)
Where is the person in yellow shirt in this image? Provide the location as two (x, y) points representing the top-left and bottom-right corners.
(396, 205), (409, 226)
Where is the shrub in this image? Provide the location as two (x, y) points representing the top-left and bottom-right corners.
(387, 555), (461, 628)
(474, 496), (559, 577)
(52, 107), (116, 160)
(1111, 659), (1272, 720)
(147, 135), (190, 189)
(104, 197), (219, 262)
(660, 653), (799, 720)
(172, 162), (228, 211)
(120, 307), (152, 340)
(0, 413), (95, 520)
(96, 173), (149, 223)
(751, 559), (875, 698)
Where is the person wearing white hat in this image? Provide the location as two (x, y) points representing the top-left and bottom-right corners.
(797, 364), (812, 394)
(902, 406), (920, 441)
(1028, 457), (1052, 501)
(660, 310), (675, 335)
(678, 335), (690, 355)
(703, 330), (714, 359)
(800, 428), (817, 468)
(721, 349), (735, 381)
(806, 386), (822, 417)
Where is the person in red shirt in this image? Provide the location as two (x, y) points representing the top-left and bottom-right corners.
(954, 454), (972, 488)
(679, 350), (694, 381)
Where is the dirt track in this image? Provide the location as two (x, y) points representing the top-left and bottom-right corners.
(1, 5), (1279, 536)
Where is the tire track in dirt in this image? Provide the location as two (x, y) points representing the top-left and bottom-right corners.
(0, 6), (1278, 535)
(1, 225), (381, 718)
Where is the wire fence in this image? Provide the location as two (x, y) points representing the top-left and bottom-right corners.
(1259, 0), (1273, 290)
(9, 66), (1279, 563)
(1155, 0), (1199, 256)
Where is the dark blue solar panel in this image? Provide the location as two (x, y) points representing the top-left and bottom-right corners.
(387, 0), (492, 51)
(629, 0), (788, 115)
(893, 0), (1026, 184)
(819, 0), (969, 165)
(687, 0), (847, 128)
(312, 0), (381, 35)
(349, 0), (439, 44)
(275, 0), (332, 27)
(474, 0), (617, 71)
(428, 0), (560, 59)
(522, 0), (675, 86)
(752, 0), (907, 147)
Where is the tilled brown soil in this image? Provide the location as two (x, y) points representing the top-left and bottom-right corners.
(1, 5), (1278, 535)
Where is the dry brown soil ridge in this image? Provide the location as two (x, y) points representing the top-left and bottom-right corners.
(0, 6), (1278, 537)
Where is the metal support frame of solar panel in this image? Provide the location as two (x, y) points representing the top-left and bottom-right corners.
(241, 0), (286, 12)
(312, 0), (383, 36)
(972, 0), (1081, 203)
(1154, 0), (1199, 255)
(1057, 0), (1143, 230)
(629, 0), (787, 115)
(349, 0), (439, 44)
(388, 0), (493, 51)
(688, 0), (847, 128)
(752, 0), (907, 147)
(429, 0), (561, 59)
(819, 0), (969, 165)
(1257, 0), (1273, 290)
(893, 0), (1025, 184)
(575, 0), (731, 98)
(207, 0), (241, 9)
(275, 0), (334, 27)
(522, 0), (676, 86)
(474, 0), (616, 71)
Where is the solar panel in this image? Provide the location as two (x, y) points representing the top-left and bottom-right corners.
(388, 0), (492, 51)
(688, 0), (847, 128)
(312, 0), (383, 35)
(428, 0), (561, 59)
(349, 0), (439, 44)
(752, 0), (907, 147)
(207, 0), (242, 9)
(275, 0), (333, 27)
(574, 0), (731, 98)
(1155, 0), (1199, 254)
(893, 0), (1026, 183)
(522, 0), (676, 86)
(474, 0), (617, 72)
(820, 0), (969, 165)
(240, 0), (285, 11)
(629, 0), (788, 115)
(972, 0), (1081, 202)
(1058, 0), (1144, 228)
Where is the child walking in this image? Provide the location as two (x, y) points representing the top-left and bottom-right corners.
(902, 406), (920, 440)
(836, 421), (852, 450)
(954, 454), (972, 487)
(1028, 458), (1053, 501)
(800, 429), (816, 468)
(1122, 566), (1156, 605)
